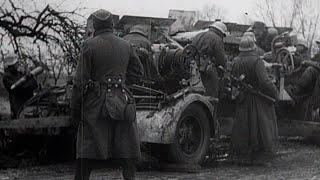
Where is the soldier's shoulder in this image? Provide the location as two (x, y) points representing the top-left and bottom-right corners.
(113, 35), (131, 46)
(82, 37), (95, 47)
(207, 30), (219, 37)
(80, 39), (94, 52)
(122, 34), (132, 40)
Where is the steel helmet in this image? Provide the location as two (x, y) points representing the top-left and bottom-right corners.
(3, 53), (18, 68)
(209, 21), (228, 36)
(243, 31), (256, 42)
(296, 38), (308, 49)
(268, 27), (279, 36)
(239, 36), (256, 52)
(253, 21), (266, 30)
(130, 25), (148, 37)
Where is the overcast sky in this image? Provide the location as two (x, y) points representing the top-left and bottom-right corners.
(43, 0), (257, 23)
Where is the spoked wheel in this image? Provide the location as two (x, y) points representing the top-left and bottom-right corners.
(275, 48), (295, 75)
(168, 103), (211, 164)
(177, 116), (202, 154)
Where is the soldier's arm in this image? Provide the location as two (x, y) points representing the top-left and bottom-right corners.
(2, 76), (14, 92)
(211, 39), (227, 67)
(294, 67), (318, 94)
(126, 45), (144, 85)
(255, 59), (279, 100)
(2, 75), (24, 95)
(70, 42), (92, 124)
(20, 77), (38, 92)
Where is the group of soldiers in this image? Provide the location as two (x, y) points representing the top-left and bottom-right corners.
(192, 20), (280, 165)
(2, 8), (320, 180)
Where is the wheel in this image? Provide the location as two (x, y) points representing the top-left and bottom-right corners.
(168, 103), (211, 164)
(275, 48), (295, 74)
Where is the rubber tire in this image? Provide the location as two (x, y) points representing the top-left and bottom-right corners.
(168, 103), (211, 164)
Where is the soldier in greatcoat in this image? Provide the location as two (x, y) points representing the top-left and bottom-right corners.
(231, 36), (279, 165)
(71, 9), (144, 180)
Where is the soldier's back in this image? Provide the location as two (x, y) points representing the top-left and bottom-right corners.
(232, 52), (260, 87)
(123, 33), (151, 51)
(192, 30), (220, 55)
(86, 32), (132, 80)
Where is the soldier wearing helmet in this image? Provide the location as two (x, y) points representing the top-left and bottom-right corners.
(265, 27), (279, 52)
(123, 25), (160, 82)
(243, 31), (265, 56)
(286, 59), (320, 121)
(231, 36), (279, 165)
(71, 9), (144, 180)
(294, 38), (310, 67)
(2, 53), (38, 119)
(192, 21), (228, 100)
(252, 21), (270, 52)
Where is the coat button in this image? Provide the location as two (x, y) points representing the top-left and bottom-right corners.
(122, 89), (125, 93)
(115, 84), (118, 88)
(107, 89), (111, 92)
(108, 78), (111, 82)
(119, 79), (122, 82)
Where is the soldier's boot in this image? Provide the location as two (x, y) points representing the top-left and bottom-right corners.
(122, 158), (136, 180)
(74, 158), (92, 180)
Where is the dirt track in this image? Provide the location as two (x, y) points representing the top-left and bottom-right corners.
(0, 138), (319, 180)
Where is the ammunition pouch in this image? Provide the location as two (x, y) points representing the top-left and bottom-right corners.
(99, 75), (136, 122)
(124, 103), (136, 122)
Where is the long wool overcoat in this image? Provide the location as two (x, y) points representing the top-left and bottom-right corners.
(71, 29), (144, 160)
(231, 51), (279, 156)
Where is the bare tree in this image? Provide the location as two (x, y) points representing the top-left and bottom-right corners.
(0, 0), (86, 85)
(195, 3), (227, 21)
(255, 0), (320, 55)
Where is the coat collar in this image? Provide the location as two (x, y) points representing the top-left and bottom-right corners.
(239, 50), (258, 57)
(94, 28), (113, 37)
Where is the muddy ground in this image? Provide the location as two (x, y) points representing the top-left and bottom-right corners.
(0, 138), (319, 180)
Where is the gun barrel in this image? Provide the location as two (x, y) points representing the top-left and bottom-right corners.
(10, 66), (43, 90)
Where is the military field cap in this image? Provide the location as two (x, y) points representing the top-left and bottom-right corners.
(92, 9), (112, 21)
(130, 25), (148, 37)
(90, 9), (113, 30)
(3, 53), (18, 67)
(253, 21), (266, 29)
(239, 36), (256, 52)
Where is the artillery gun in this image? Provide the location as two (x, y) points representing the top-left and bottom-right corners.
(263, 32), (320, 139)
(0, 41), (218, 165)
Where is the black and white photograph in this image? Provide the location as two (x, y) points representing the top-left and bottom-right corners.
(0, 0), (320, 179)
